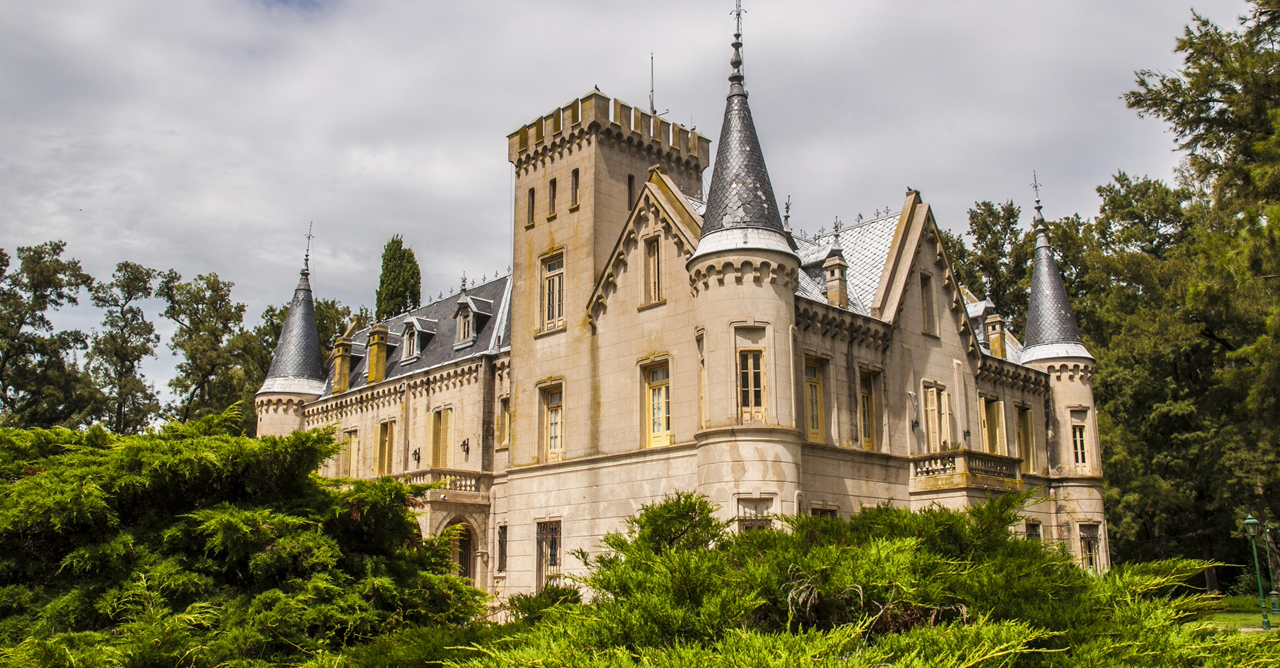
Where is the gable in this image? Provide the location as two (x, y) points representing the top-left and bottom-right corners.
(587, 169), (702, 325)
(872, 191), (981, 359)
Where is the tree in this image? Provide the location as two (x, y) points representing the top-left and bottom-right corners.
(375, 234), (421, 320)
(965, 201), (1034, 332)
(0, 412), (485, 665)
(156, 271), (248, 423)
(0, 241), (97, 428)
(87, 261), (160, 434)
(937, 228), (986, 297)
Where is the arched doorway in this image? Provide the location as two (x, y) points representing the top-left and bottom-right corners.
(448, 521), (473, 581)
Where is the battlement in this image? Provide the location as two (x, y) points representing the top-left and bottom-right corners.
(507, 91), (711, 168)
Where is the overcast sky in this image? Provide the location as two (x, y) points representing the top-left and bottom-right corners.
(0, 0), (1251, 401)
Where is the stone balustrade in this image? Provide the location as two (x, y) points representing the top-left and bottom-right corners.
(910, 449), (1022, 493)
(394, 468), (492, 495)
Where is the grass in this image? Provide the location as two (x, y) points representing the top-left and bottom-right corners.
(1205, 611), (1268, 630)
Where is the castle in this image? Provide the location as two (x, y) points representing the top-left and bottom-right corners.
(254, 28), (1108, 597)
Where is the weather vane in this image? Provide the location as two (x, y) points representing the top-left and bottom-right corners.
(733, 0), (745, 35)
(1031, 171), (1042, 201)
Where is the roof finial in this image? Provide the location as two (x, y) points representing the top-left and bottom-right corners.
(833, 216), (842, 234)
(303, 222), (314, 275)
(783, 195), (791, 229)
(1030, 171), (1048, 245)
(460, 271), (467, 292)
(729, 0), (746, 92)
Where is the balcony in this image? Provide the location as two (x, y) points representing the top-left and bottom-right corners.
(395, 467), (493, 505)
(910, 450), (1022, 493)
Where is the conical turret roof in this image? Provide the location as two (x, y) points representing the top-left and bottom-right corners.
(1021, 200), (1092, 363)
(691, 25), (796, 260)
(259, 262), (327, 395)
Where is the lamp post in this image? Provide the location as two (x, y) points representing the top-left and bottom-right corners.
(1244, 515), (1271, 631)
(1266, 524), (1280, 616)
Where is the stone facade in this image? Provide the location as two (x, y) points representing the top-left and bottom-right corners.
(255, 47), (1111, 599)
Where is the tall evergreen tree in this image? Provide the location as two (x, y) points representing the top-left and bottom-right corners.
(964, 201), (1035, 331)
(87, 261), (160, 434)
(156, 271), (248, 423)
(375, 235), (421, 320)
(0, 241), (97, 427)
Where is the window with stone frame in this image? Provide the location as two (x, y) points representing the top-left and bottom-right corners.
(527, 187), (535, 226)
(376, 421), (395, 476)
(922, 384), (953, 452)
(811, 507), (838, 519)
(920, 272), (937, 336)
(457, 310), (471, 343)
(496, 525), (508, 573)
(1017, 406), (1035, 472)
(542, 254), (565, 331)
(536, 520), (561, 591)
(498, 396), (510, 447)
(570, 168), (580, 208)
(431, 408), (452, 468)
(544, 387), (564, 462)
(548, 177), (557, 216)
(980, 397), (1008, 456)
(1071, 410), (1089, 465)
(646, 364), (671, 448)
(1026, 521), (1042, 540)
(1079, 523), (1101, 571)
(737, 498), (773, 531)
(805, 359), (825, 443)
(859, 370), (878, 450)
(337, 429), (356, 477)
(738, 349), (765, 423)
(644, 237), (662, 304)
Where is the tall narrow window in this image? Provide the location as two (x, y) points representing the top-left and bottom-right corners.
(339, 429), (356, 476)
(527, 187), (535, 226)
(805, 361), (823, 442)
(627, 174), (636, 207)
(737, 498), (773, 531)
(496, 525), (508, 573)
(647, 365), (671, 447)
(739, 350), (764, 423)
(923, 386), (938, 451)
(548, 178), (557, 216)
(1017, 407), (1035, 471)
(697, 335), (706, 430)
(859, 371), (877, 450)
(570, 168), (579, 207)
(545, 388), (563, 461)
(498, 397), (510, 447)
(981, 398), (1007, 455)
(1079, 524), (1100, 571)
(542, 254), (565, 331)
(536, 520), (561, 591)
(377, 422), (394, 476)
(940, 389), (953, 448)
(644, 237), (661, 303)
(458, 311), (471, 342)
(1073, 425), (1087, 465)
(432, 409), (452, 468)
(920, 273), (936, 335)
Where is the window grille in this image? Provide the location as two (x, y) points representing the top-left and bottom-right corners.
(536, 520), (561, 590)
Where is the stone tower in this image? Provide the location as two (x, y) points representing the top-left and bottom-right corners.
(687, 26), (803, 521)
(255, 259), (326, 436)
(504, 82), (709, 466)
(1019, 198), (1108, 568)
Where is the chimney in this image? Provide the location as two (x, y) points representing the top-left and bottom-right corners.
(367, 323), (388, 384)
(986, 314), (1007, 359)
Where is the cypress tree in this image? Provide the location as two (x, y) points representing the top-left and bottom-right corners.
(375, 234), (421, 320)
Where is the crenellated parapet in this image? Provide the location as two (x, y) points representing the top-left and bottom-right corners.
(977, 355), (1051, 393)
(507, 91), (710, 177)
(688, 257), (798, 295)
(795, 297), (893, 351)
(1042, 360), (1094, 384)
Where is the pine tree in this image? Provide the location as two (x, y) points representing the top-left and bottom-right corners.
(87, 261), (160, 434)
(375, 234), (421, 320)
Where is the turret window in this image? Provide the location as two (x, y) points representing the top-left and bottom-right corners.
(739, 350), (765, 423)
(1071, 410), (1089, 465)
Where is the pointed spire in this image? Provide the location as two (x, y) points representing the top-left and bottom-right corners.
(1021, 188), (1092, 363)
(695, 8), (791, 250)
(259, 258), (326, 395)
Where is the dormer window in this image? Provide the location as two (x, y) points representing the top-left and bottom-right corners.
(458, 311), (472, 343)
(401, 317), (437, 361)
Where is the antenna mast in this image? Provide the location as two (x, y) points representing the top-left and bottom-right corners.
(303, 221), (314, 273)
(650, 52), (656, 115)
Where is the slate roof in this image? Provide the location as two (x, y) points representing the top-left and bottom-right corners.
(260, 267), (326, 394)
(699, 33), (786, 240)
(793, 212), (899, 316)
(1022, 203), (1090, 362)
(322, 274), (512, 397)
